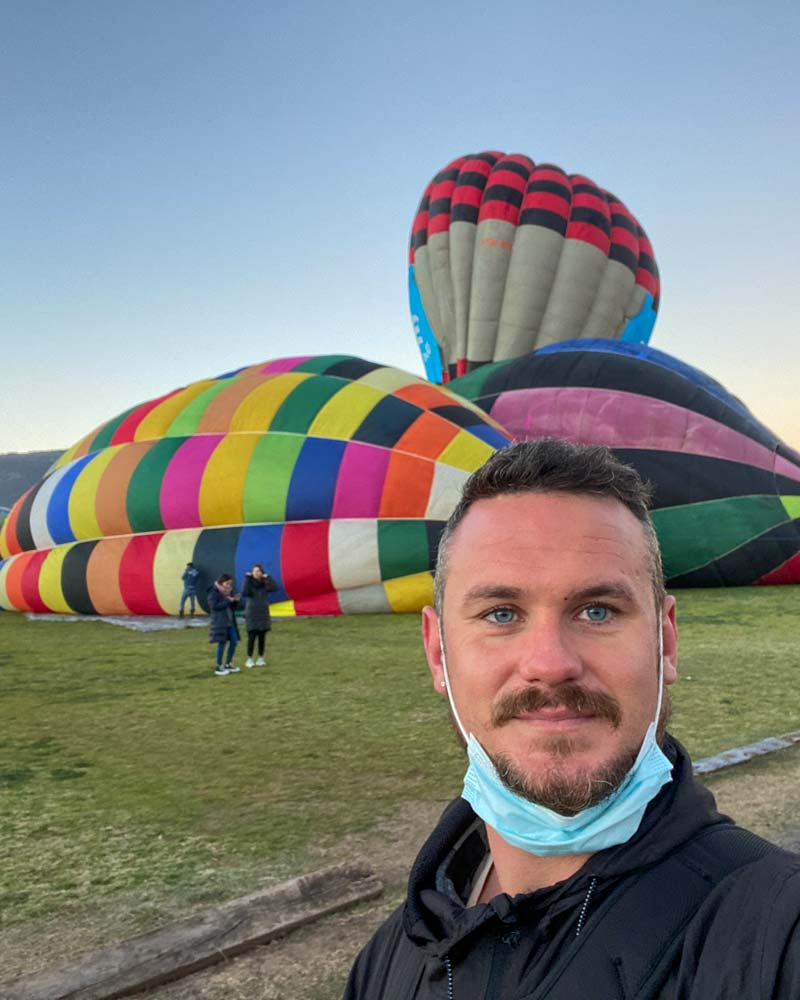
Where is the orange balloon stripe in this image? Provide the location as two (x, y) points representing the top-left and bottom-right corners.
(94, 441), (155, 537)
(393, 411), (460, 462)
(86, 536), (131, 615)
(4, 551), (35, 611)
(379, 452), (434, 518)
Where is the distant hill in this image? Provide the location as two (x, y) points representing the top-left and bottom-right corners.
(0, 451), (63, 507)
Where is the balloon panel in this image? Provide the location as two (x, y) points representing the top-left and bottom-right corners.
(449, 340), (800, 586)
(410, 153), (660, 382)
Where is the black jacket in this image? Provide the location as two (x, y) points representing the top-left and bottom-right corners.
(241, 573), (279, 631)
(207, 585), (240, 644)
(345, 739), (800, 999)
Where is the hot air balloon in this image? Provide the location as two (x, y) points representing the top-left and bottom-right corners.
(0, 356), (511, 617)
(410, 152), (660, 382)
(448, 340), (800, 586)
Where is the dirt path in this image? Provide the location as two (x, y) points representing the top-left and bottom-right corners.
(124, 743), (800, 1000)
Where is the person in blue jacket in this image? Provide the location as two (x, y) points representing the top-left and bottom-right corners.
(179, 561), (200, 616)
(207, 574), (241, 676)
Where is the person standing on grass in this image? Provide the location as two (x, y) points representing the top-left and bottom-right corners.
(207, 574), (241, 676)
(241, 563), (279, 667)
(179, 561), (200, 616)
(345, 438), (800, 999)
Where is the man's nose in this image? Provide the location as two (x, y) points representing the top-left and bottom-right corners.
(514, 618), (584, 685)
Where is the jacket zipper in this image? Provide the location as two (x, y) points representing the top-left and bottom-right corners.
(444, 955), (454, 999)
(575, 876), (598, 937)
(443, 875), (598, 996)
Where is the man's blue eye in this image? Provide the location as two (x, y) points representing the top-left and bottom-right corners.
(487, 608), (515, 624)
(584, 606), (609, 622)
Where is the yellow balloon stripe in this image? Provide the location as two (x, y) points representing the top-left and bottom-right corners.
(229, 374), (312, 432)
(37, 545), (74, 613)
(136, 380), (218, 441)
(198, 434), (260, 526)
(153, 528), (204, 614)
(68, 446), (123, 541)
(384, 571), (434, 613)
(437, 429), (496, 472)
(781, 496), (800, 520)
(269, 598), (297, 618)
(307, 382), (385, 439)
(0, 556), (11, 610)
(358, 366), (422, 393)
(55, 439), (86, 469)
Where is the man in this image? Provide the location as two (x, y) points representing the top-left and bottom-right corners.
(179, 561), (200, 616)
(345, 439), (800, 998)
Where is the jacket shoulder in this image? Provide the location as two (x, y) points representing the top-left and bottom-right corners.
(678, 848), (800, 996)
(344, 905), (424, 999)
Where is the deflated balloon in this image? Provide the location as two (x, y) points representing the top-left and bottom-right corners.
(449, 340), (800, 586)
(410, 152), (659, 382)
(0, 356), (510, 617)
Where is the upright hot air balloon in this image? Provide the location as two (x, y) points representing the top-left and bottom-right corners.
(409, 152), (660, 382)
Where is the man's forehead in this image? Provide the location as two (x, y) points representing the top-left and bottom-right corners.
(445, 491), (652, 585)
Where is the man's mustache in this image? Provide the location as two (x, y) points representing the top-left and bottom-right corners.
(491, 683), (622, 729)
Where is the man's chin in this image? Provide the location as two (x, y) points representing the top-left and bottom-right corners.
(491, 743), (638, 816)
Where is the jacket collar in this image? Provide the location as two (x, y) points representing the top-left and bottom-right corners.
(402, 737), (727, 954)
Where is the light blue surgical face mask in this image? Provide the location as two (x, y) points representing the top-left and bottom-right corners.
(438, 620), (673, 857)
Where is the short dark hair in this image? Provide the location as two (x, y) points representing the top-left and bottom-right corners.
(434, 438), (665, 614)
(216, 573), (233, 584)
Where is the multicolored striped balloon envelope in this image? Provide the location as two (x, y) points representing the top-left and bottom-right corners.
(410, 152), (660, 383)
(0, 356), (511, 616)
(449, 340), (800, 586)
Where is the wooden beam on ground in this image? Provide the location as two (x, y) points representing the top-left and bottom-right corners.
(2, 859), (382, 1000)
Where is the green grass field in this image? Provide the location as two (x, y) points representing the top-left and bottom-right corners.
(1, 586), (799, 951)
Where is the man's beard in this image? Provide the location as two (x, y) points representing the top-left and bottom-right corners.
(474, 682), (671, 818)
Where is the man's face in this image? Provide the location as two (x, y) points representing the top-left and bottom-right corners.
(422, 492), (677, 813)
(220, 580), (233, 594)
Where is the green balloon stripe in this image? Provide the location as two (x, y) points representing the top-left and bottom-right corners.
(242, 434), (304, 522)
(293, 355), (355, 374)
(270, 376), (346, 434)
(90, 404), (141, 453)
(126, 438), (186, 533)
(166, 378), (237, 437)
(653, 495), (790, 579)
(377, 520), (429, 581)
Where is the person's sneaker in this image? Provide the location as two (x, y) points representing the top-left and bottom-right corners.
(226, 664), (241, 673)
(214, 666), (229, 676)
(255, 657), (266, 666)
(245, 657), (255, 668)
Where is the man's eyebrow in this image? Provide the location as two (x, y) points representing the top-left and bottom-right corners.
(461, 584), (527, 606)
(567, 582), (638, 604)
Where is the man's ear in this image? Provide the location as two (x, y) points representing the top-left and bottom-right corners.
(421, 605), (447, 696)
(661, 595), (678, 685)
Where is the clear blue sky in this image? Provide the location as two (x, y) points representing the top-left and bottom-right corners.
(4, 0), (798, 452)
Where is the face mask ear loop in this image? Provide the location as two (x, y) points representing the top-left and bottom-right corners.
(654, 609), (665, 727)
(438, 618), (470, 744)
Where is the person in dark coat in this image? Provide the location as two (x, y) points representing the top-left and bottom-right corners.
(345, 438), (800, 998)
(241, 564), (279, 667)
(207, 574), (241, 676)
